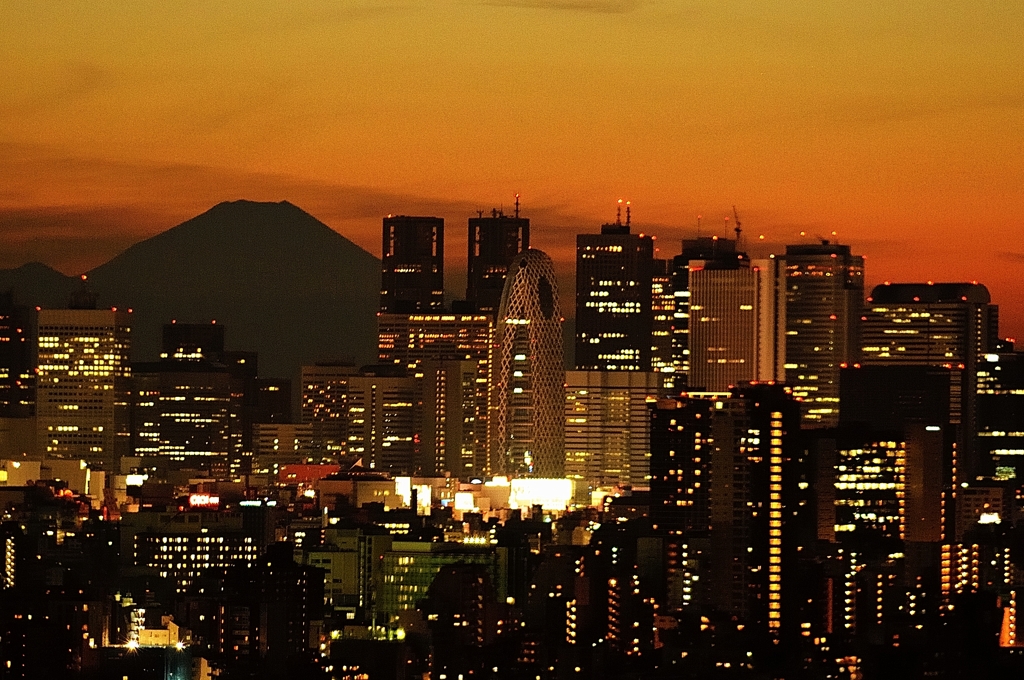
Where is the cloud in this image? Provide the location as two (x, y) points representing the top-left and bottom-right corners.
(1000, 252), (1024, 265)
(479, 0), (645, 14)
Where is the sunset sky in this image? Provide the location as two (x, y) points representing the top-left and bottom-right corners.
(2, 1), (1022, 335)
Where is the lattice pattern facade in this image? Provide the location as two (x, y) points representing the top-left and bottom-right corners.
(488, 249), (565, 478)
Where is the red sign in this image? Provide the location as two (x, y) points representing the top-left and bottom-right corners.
(189, 493), (220, 508)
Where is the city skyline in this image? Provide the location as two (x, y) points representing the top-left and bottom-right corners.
(2, 2), (1022, 337)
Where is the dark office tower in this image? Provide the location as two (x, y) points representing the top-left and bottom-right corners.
(220, 543), (325, 675)
(649, 396), (716, 611)
(0, 293), (34, 417)
(650, 259), (675, 383)
(840, 365), (960, 543)
(380, 215), (444, 313)
(670, 236), (745, 387)
(255, 378), (292, 423)
(783, 242), (864, 428)
(862, 283), (997, 479)
(650, 385), (801, 637)
(161, 321), (225, 361)
(130, 360), (234, 470)
(575, 212), (654, 371)
(977, 351), (1024, 481)
(466, 208), (529, 315)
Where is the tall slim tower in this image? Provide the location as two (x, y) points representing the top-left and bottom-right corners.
(0, 293), (34, 418)
(466, 208), (529, 316)
(783, 242), (864, 427)
(380, 215), (445, 313)
(671, 236), (746, 388)
(37, 308), (132, 469)
(575, 211), (654, 371)
(488, 249), (564, 478)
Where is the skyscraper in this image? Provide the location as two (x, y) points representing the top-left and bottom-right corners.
(688, 257), (785, 392)
(0, 293), (34, 418)
(380, 215), (445, 313)
(300, 362), (358, 456)
(670, 236), (746, 387)
(488, 249), (564, 478)
(564, 370), (661, 492)
(36, 308), (132, 469)
(649, 384), (802, 635)
(377, 313), (493, 475)
(861, 282), (997, 479)
(345, 365), (420, 473)
(466, 207), (529, 316)
(130, 360), (233, 469)
(575, 212), (654, 371)
(783, 242), (864, 428)
(650, 259), (676, 384)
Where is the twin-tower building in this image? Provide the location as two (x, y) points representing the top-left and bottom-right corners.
(378, 210), (565, 479)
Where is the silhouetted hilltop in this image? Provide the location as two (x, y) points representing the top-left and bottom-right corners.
(77, 199), (380, 377)
(0, 262), (76, 309)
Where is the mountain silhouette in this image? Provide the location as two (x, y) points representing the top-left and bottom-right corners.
(0, 262), (77, 309)
(0, 200), (380, 379)
(86, 200), (380, 377)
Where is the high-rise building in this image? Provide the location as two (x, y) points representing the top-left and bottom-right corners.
(861, 282), (997, 479)
(840, 365), (960, 543)
(564, 371), (661, 492)
(688, 257), (785, 392)
(650, 259), (675, 384)
(488, 249), (564, 478)
(346, 365), (420, 473)
(649, 384), (802, 635)
(300, 362), (358, 456)
(0, 293), (34, 418)
(783, 242), (864, 428)
(574, 214), (654, 371)
(161, 322), (225, 361)
(36, 308), (132, 469)
(977, 351), (1024, 481)
(255, 378), (291, 423)
(380, 215), (444, 313)
(419, 360), (480, 476)
(378, 313), (493, 476)
(670, 236), (746, 387)
(130, 361), (233, 469)
(466, 208), (529, 316)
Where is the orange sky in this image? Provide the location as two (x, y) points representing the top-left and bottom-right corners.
(2, 1), (1023, 337)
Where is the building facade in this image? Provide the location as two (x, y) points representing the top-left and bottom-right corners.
(380, 215), (445, 313)
(688, 258), (785, 392)
(36, 309), (132, 469)
(564, 370), (661, 492)
(466, 209), (530, 316)
(783, 242), (864, 428)
(575, 219), (654, 371)
(488, 249), (565, 478)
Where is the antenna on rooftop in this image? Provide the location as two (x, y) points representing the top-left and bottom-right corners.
(625, 201), (631, 228)
(514, 193), (520, 219)
(616, 199), (623, 226)
(732, 206), (742, 243)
